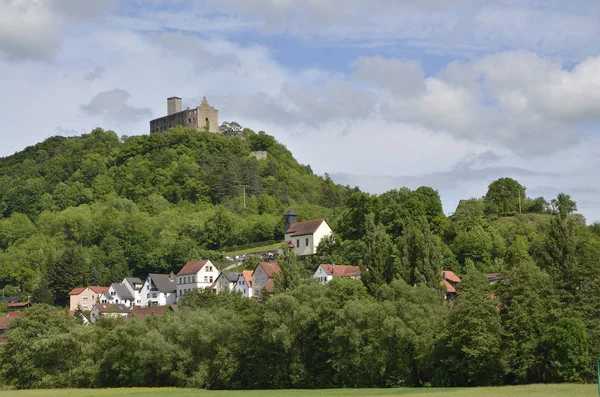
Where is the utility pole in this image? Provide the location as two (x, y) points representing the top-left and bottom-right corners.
(238, 184), (250, 208)
(519, 189), (522, 214)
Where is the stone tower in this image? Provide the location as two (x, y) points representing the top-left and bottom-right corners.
(284, 209), (298, 234)
(167, 96), (182, 115)
(198, 96), (219, 133)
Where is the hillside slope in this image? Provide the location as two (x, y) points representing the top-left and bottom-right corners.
(0, 127), (353, 301)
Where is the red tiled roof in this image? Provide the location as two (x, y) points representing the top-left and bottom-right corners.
(177, 260), (209, 276)
(286, 241), (295, 248)
(0, 317), (13, 330)
(286, 219), (325, 237)
(7, 312), (20, 317)
(442, 270), (461, 283)
(69, 287), (86, 295)
(258, 262), (281, 278)
(265, 278), (275, 293)
(442, 279), (456, 293)
(321, 264), (361, 278)
(242, 270), (253, 287)
(89, 286), (109, 294)
(131, 305), (174, 321)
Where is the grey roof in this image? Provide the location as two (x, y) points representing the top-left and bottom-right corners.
(0, 296), (21, 304)
(284, 209), (297, 216)
(125, 277), (143, 291)
(111, 283), (134, 300)
(220, 272), (240, 283)
(149, 274), (176, 293)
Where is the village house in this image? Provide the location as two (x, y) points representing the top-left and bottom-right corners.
(140, 274), (177, 307)
(235, 270), (253, 298)
(123, 277), (144, 305)
(313, 264), (361, 284)
(90, 303), (131, 323)
(441, 270), (462, 300)
(176, 259), (220, 301)
(252, 261), (281, 297)
(69, 286), (109, 312)
(213, 272), (240, 294)
(100, 283), (135, 307)
(6, 301), (30, 311)
(283, 209), (333, 256)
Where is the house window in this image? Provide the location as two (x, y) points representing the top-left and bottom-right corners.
(192, 276), (195, 283)
(204, 276), (208, 282)
(152, 293), (157, 298)
(296, 239), (300, 247)
(164, 293), (167, 298)
(207, 266), (212, 271)
(82, 304), (88, 308)
(306, 238), (309, 247)
(146, 293), (150, 298)
(209, 276), (213, 282)
(82, 296), (88, 300)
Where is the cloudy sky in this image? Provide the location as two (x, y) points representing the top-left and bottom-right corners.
(1, 0), (599, 221)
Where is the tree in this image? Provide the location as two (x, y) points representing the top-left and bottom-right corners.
(274, 248), (302, 293)
(433, 270), (505, 386)
(397, 216), (443, 287)
(47, 244), (89, 307)
(496, 259), (563, 384)
(541, 317), (590, 383)
(31, 276), (54, 305)
(551, 193), (577, 219)
(359, 213), (396, 293)
(484, 178), (526, 215)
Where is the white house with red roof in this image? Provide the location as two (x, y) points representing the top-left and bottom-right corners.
(235, 270), (253, 298)
(441, 270), (462, 299)
(68, 286), (109, 312)
(176, 259), (220, 301)
(252, 261), (281, 297)
(283, 210), (333, 256)
(313, 264), (361, 284)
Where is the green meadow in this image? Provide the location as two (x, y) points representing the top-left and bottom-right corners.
(0, 384), (596, 397)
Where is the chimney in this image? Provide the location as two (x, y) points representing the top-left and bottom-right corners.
(167, 97), (182, 115)
(169, 271), (175, 281)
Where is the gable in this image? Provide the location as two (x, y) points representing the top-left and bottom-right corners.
(285, 219), (325, 237)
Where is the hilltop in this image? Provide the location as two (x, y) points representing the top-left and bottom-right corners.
(0, 126), (352, 301)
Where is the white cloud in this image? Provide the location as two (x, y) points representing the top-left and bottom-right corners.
(0, 1), (599, 223)
(359, 51), (600, 155)
(81, 89), (153, 123)
(0, 0), (115, 60)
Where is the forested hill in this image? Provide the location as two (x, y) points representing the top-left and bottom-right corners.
(4, 126), (600, 388)
(0, 127), (353, 301)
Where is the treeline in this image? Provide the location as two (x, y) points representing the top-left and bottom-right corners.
(0, 272), (592, 390)
(0, 127), (352, 303)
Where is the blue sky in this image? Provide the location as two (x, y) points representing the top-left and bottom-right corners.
(0, 0), (599, 221)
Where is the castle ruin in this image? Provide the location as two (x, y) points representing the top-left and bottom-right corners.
(150, 96), (219, 134)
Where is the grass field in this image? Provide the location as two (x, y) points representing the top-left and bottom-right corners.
(223, 242), (284, 256)
(0, 384), (595, 397)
